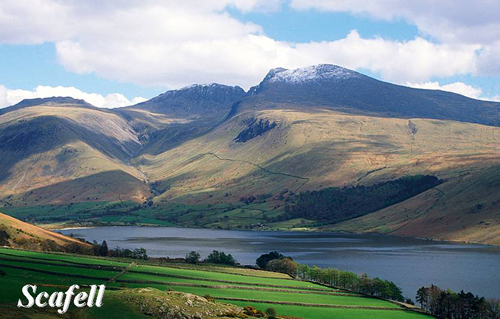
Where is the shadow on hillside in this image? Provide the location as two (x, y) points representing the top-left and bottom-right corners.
(0, 115), (140, 185)
(11, 170), (148, 206)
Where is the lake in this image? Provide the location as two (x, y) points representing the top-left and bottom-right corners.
(59, 226), (500, 299)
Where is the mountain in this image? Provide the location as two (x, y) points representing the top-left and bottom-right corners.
(119, 83), (246, 154)
(233, 64), (500, 126)
(130, 65), (500, 244)
(130, 83), (245, 118)
(0, 97), (149, 206)
(0, 96), (94, 116)
(0, 212), (90, 252)
(1, 65), (500, 245)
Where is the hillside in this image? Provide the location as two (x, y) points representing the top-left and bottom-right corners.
(121, 83), (246, 155)
(325, 165), (500, 245)
(0, 98), (150, 206)
(130, 83), (245, 118)
(0, 212), (89, 252)
(1, 65), (500, 245)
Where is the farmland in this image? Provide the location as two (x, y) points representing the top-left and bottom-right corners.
(0, 247), (430, 318)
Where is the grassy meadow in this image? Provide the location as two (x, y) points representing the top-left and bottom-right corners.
(0, 247), (431, 318)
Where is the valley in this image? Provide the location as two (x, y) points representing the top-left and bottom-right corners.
(1, 65), (500, 246)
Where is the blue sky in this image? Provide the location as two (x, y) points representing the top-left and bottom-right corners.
(0, 1), (499, 107)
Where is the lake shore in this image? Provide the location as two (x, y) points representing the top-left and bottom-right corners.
(58, 225), (500, 299)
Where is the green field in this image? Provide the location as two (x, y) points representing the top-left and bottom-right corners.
(1, 200), (285, 229)
(0, 247), (431, 319)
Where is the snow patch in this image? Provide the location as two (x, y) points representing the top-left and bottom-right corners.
(266, 64), (360, 84)
(179, 83), (222, 91)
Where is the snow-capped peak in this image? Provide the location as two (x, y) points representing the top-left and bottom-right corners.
(179, 83), (224, 91)
(265, 64), (360, 84)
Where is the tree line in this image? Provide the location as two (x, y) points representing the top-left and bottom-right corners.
(416, 285), (499, 318)
(282, 175), (441, 223)
(256, 251), (500, 318)
(90, 240), (148, 260)
(186, 250), (237, 266)
(297, 264), (405, 302)
(255, 251), (404, 302)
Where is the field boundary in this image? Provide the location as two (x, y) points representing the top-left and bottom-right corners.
(0, 255), (124, 272)
(128, 269), (329, 291)
(115, 280), (360, 296)
(215, 297), (409, 311)
(143, 263), (296, 280)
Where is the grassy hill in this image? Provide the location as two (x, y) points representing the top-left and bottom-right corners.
(0, 247), (430, 318)
(0, 212), (90, 252)
(0, 99), (150, 206)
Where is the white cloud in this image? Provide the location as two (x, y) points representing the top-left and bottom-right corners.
(407, 81), (482, 99)
(0, 1), (497, 90)
(290, 0), (500, 80)
(290, 0), (500, 45)
(407, 81), (500, 102)
(290, 31), (478, 84)
(0, 84), (146, 109)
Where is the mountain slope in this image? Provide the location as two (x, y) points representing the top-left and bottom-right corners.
(0, 98), (149, 205)
(0, 212), (90, 251)
(130, 83), (245, 118)
(234, 64), (500, 127)
(120, 83), (246, 155)
(325, 165), (500, 246)
(136, 107), (500, 204)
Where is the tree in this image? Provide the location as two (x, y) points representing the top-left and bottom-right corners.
(256, 251), (284, 269)
(205, 250), (237, 265)
(132, 248), (148, 260)
(99, 240), (108, 256)
(0, 230), (10, 246)
(186, 251), (201, 264)
(297, 264), (310, 279)
(92, 240), (100, 256)
(360, 273), (374, 295)
(266, 258), (298, 277)
(387, 281), (404, 302)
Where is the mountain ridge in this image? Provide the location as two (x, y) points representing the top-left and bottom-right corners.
(234, 64), (500, 127)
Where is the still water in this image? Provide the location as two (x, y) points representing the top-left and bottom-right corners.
(60, 226), (500, 299)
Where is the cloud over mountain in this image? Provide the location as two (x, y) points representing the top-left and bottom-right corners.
(0, 1), (494, 90)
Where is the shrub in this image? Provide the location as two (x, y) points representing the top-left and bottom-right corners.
(265, 307), (277, 318)
(243, 306), (265, 317)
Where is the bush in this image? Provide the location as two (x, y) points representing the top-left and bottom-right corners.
(265, 307), (277, 318)
(0, 230), (10, 246)
(243, 306), (265, 317)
